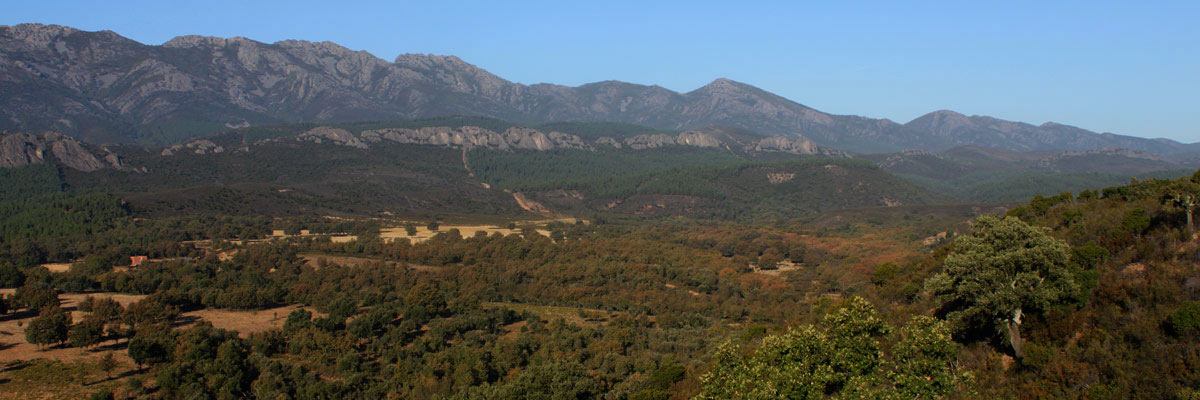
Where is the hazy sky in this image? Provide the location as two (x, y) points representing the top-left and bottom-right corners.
(6, 1), (1199, 141)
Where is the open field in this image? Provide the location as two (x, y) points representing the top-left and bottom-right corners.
(0, 290), (318, 364)
(0, 291), (146, 363)
(0, 357), (139, 400)
(178, 304), (318, 337)
(38, 263), (73, 273)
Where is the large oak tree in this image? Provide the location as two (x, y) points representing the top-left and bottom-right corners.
(924, 215), (1078, 359)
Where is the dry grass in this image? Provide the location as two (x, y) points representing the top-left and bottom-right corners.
(38, 263), (72, 273)
(0, 357), (141, 400)
(177, 304), (321, 337)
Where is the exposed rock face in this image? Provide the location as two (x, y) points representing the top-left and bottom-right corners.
(1, 133), (46, 167)
(0, 131), (125, 171)
(276, 124), (849, 156)
(299, 127), (368, 149)
(162, 139), (224, 155)
(594, 137), (622, 148)
(752, 136), (824, 155)
(3, 23), (1187, 155)
(361, 126), (591, 150)
(676, 131), (723, 148)
(624, 134), (679, 150)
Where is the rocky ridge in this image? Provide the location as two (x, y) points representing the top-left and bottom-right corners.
(1, 23), (1190, 155)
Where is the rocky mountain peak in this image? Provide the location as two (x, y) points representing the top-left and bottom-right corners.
(908, 110), (975, 137)
(163, 35), (257, 48)
(2, 23), (80, 45)
(692, 77), (747, 94)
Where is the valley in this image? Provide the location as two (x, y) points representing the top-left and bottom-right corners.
(1, 16), (1198, 400)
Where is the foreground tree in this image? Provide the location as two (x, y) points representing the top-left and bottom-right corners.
(924, 215), (1077, 359)
(694, 297), (965, 399)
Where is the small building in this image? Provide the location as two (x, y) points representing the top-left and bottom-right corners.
(130, 255), (149, 267)
(271, 229), (286, 237)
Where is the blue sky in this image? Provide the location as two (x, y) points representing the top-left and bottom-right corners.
(5, 1), (1199, 141)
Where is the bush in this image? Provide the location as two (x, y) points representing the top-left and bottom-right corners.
(1169, 302), (1200, 336)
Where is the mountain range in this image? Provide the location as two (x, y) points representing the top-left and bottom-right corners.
(1, 23), (1194, 155)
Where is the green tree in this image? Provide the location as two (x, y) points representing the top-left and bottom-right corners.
(426, 221), (440, 231)
(15, 282), (58, 312)
(69, 317), (105, 348)
(0, 262), (25, 288)
(924, 215), (1078, 359)
(1160, 180), (1200, 234)
(89, 297), (124, 322)
(889, 316), (965, 398)
(696, 297), (889, 399)
(405, 224), (417, 236)
(122, 299), (179, 329)
(127, 326), (173, 369)
(26, 307), (71, 349)
(99, 351), (120, 379)
(695, 298), (965, 399)
(1169, 301), (1200, 336)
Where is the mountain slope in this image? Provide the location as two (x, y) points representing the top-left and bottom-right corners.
(869, 145), (1194, 201)
(1, 23), (1192, 155)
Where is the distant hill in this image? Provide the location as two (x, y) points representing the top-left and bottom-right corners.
(2, 23), (1194, 155)
(867, 146), (1195, 201)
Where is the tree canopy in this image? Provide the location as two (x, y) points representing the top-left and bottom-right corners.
(924, 215), (1078, 358)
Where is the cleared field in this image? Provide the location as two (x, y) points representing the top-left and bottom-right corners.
(38, 263), (73, 273)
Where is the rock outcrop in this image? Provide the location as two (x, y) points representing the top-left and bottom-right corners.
(1, 131), (126, 171)
(298, 127), (368, 149)
(250, 124), (848, 156)
(162, 139), (224, 155)
(361, 126), (591, 151)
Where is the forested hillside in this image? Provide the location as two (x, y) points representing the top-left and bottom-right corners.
(1, 166), (1199, 398)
